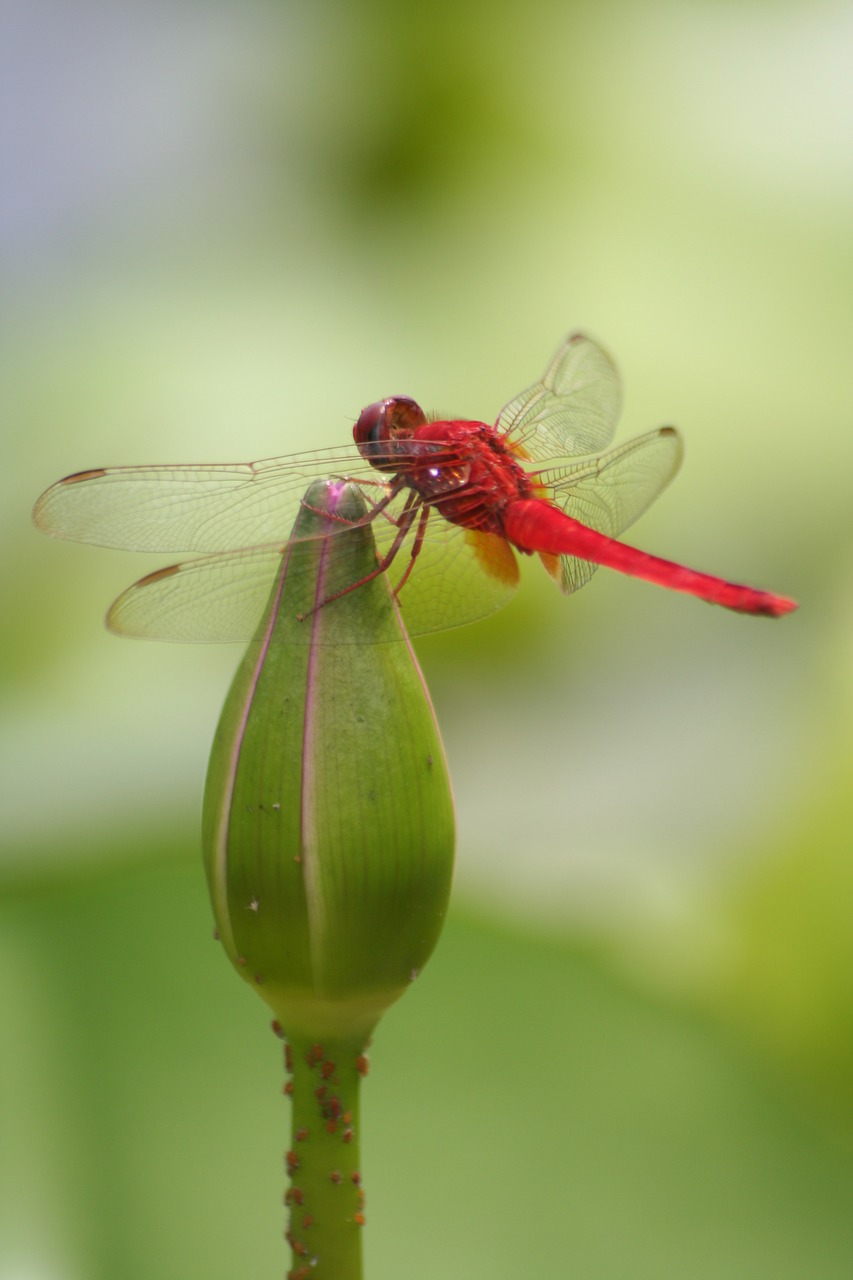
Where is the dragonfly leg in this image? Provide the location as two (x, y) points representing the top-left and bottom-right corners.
(357, 480), (425, 531)
(391, 503), (431, 597)
(295, 497), (421, 622)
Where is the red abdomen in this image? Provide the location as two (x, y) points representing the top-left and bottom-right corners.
(502, 498), (797, 617)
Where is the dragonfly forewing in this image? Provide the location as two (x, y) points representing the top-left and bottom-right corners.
(496, 333), (623, 463)
(32, 446), (384, 553)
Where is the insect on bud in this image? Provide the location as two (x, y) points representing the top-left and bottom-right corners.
(202, 479), (455, 1042)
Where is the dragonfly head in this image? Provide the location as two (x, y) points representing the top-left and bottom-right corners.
(354, 396), (427, 470)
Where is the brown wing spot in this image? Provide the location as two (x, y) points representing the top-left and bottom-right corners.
(464, 530), (519, 588)
(137, 563), (181, 587)
(62, 468), (108, 484)
(660, 426), (678, 437)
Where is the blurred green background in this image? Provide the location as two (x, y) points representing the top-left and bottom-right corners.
(3, 0), (853, 1276)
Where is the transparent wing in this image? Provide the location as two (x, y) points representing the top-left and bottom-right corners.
(107, 508), (521, 643)
(32, 336), (619, 554)
(536, 425), (684, 594)
(380, 519), (520, 640)
(108, 545), (289, 642)
(495, 333), (623, 463)
(32, 445), (383, 553)
(34, 336), (674, 638)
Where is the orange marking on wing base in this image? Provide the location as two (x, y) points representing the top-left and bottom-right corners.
(506, 439), (532, 462)
(137, 563), (181, 587)
(464, 530), (519, 587)
(538, 551), (561, 582)
(62, 468), (108, 484)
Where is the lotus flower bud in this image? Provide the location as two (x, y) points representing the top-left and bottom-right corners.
(202, 480), (455, 1044)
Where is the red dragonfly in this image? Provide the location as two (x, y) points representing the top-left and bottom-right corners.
(33, 333), (797, 641)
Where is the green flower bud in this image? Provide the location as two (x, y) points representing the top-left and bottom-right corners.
(202, 479), (455, 1043)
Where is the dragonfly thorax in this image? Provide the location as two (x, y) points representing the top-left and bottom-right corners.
(403, 419), (537, 536)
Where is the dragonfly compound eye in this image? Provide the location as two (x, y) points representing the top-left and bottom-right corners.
(383, 396), (427, 437)
(354, 397), (426, 468)
(353, 400), (389, 450)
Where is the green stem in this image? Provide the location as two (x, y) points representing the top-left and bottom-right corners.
(281, 1029), (369, 1280)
